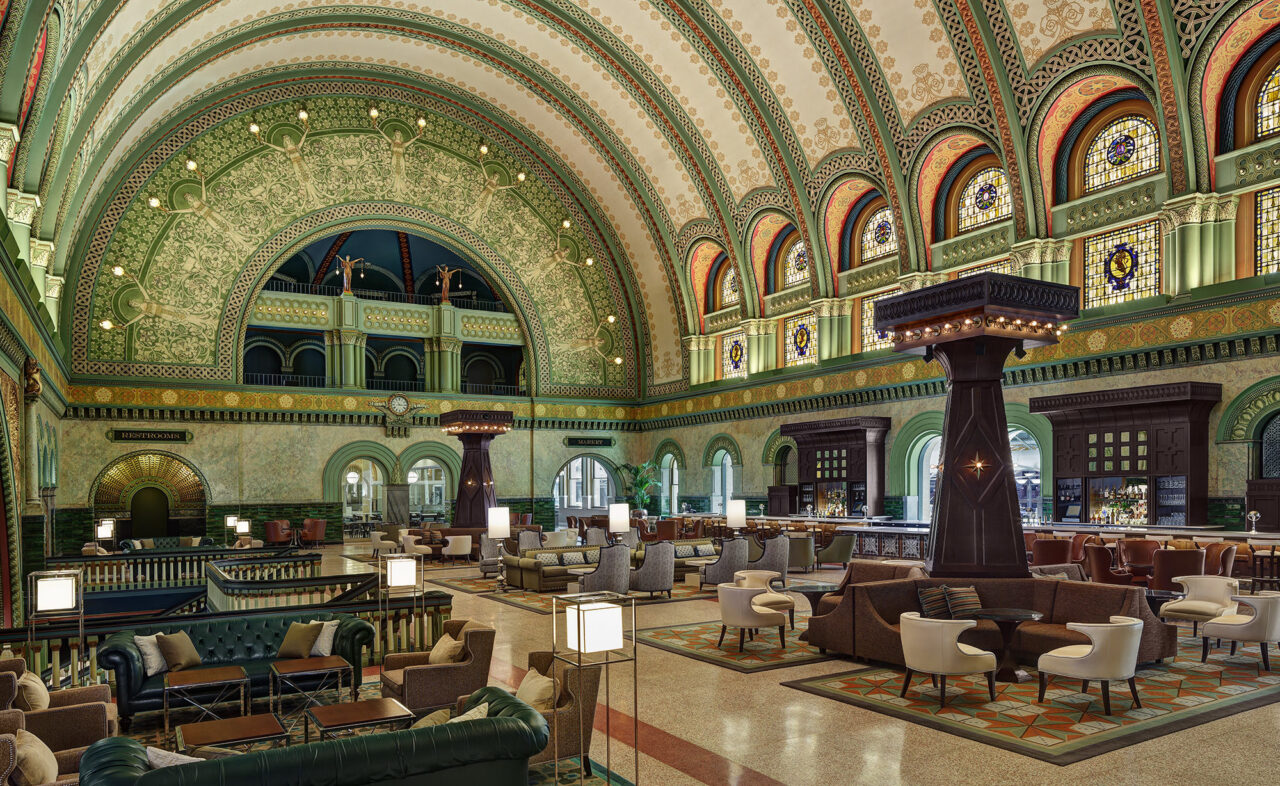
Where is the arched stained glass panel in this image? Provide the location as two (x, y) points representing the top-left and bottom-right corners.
(1083, 115), (1160, 193)
(719, 265), (739, 307)
(782, 240), (809, 288)
(957, 167), (1011, 232)
(1258, 62), (1280, 139)
(1256, 185), (1280, 275)
(860, 206), (897, 262)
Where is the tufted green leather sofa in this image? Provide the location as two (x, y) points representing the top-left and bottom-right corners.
(119, 537), (217, 552)
(97, 610), (373, 730)
(77, 687), (549, 786)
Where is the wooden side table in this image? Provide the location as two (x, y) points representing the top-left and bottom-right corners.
(304, 698), (414, 743)
(175, 714), (288, 753)
(164, 666), (250, 739)
(270, 656), (356, 726)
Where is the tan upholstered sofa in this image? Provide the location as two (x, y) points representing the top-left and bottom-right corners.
(853, 577), (1177, 667)
(635, 538), (719, 578)
(502, 546), (606, 592)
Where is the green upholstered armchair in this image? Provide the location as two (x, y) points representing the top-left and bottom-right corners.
(77, 688), (549, 786)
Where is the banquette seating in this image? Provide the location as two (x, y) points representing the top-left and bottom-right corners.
(804, 559), (928, 656)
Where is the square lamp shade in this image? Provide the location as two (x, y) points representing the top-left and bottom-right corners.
(35, 575), (79, 614)
(235, 519), (250, 534)
(386, 557), (417, 588)
(565, 601), (623, 653)
(726, 499), (746, 529)
(96, 520), (115, 540)
(608, 503), (630, 533)
(488, 506), (511, 540)
(225, 515), (239, 529)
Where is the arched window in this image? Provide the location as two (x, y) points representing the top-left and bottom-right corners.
(1263, 413), (1280, 479)
(957, 167), (1011, 233)
(780, 238), (809, 289)
(553, 456), (615, 522)
(859, 206), (897, 263)
(406, 458), (451, 517)
(660, 454), (681, 515)
(718, 265), (740, 308)
(1082, 115), (1160, 193)
(711, 451), (734, 513)
(343, 459), (386, 520)
(1258, 61), (1280, 140)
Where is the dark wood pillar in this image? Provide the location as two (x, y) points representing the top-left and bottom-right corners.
(441, 409), (513, 529)
(875, 274), (1079, 578)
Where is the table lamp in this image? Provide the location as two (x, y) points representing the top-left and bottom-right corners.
(727, 499), (746, 535)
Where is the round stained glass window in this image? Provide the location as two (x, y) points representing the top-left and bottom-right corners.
(793, 324), (810, 356)
(792, 245), (808, 271)
(975, 183), (998, 211)
(1106, 134), (1136, 166)
(873, 220), (892, 245)
(728, 340), (745, 369)
(727, 270), (738, 293)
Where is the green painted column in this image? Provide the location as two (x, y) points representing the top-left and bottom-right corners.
(682, 335), (715, 386)
(1161, 193), (1237, 295)
(424, 337), (462, 393)
(326, 294), (366, 388)
(1011, 238), (1071, 285)
(812, 298), (843, 361)
(0, 125), (18, 218)
(743, 319), (777, 375)
(5, 190), (39, 267)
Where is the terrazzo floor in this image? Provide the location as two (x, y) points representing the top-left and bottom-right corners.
(318, 541), (1274, 785)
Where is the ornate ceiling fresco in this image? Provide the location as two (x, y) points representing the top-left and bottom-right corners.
(0, 0), (1266, 398)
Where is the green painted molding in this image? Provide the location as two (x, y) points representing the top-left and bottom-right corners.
(322, 440), (401, 500)
(396, 441), (462, 485)
(760, 428), (796, 466)
(702, 433), (743, 467)
(930, 221), (1012, 272)
(886, 411), (943, 497)
(651, 438), (686, 469)
(1051, 176), (1165, 239)
(1217, 374), (1280, 443)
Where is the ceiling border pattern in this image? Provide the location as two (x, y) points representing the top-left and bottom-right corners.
(1138, 0), (1191, 195)
(1171, 0), (1235, 59)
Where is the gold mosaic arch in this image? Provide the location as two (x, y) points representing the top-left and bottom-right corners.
(90, 451), (208, 515)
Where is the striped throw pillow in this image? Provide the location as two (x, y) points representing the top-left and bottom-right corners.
(917, 586), (950, 619)
(943, 586), (982, 619)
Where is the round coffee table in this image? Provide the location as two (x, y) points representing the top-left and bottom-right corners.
(972, 607), (1043, 683)
(786, 582), (840, 614)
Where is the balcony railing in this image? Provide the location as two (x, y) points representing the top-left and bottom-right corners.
(460, 382), (526, 397)
(261, 280), (507, 312)
(244, 372), (327, 388)
(367, 378), (425, 392)
(46, 547), (298, 592)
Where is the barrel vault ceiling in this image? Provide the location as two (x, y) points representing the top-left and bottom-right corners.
(0, 0), (1234, 399)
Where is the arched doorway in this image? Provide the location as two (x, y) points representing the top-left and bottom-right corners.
(129, 487), (170, 537)
(406, 458), (451, 519)
(659, 454), (680, 515)
(553, 455), (617, 525)
(773, 444), (798, 486)
(710, 450), (734, 514)
(343, 459), (386, 521)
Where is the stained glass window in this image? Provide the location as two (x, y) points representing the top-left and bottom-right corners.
(957, 167), (1012, 233)
(1083, 221), (1160, 309)
(782, 239), (809, 288)
(718, 265), (740, 308)
(1258, 62), (1280, 139)
(1083, 115), (1160, 194)
(958, 259), (1016, 278)
(860, 206), (897, 263)
(782, 312), (817, 366)
(1257, 186), (1280, 275)
(860, 289), (898, 353)
(722, 331), (747, 379)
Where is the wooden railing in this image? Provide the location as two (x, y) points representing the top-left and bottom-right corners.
(47, 547), (297, 592)
(0, 591), (452, 689)
(204, 554), (362, 612)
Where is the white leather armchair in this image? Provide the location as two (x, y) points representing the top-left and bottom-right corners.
(401, 534), (434, 558)
(441, 535), (472, 563)
(716, 584), (787, 653)
(733, 570), (796, 630)
(370, 530), (399, 556)
(1201, 592), (1280, 671)
(899, 612), (997, 708)
(1159, 575), (1239, 635)
(1036, 615), (1143, 715)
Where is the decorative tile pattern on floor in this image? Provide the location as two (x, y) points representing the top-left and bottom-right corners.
(635, 614), (841, 673)
(429, 575), (505, 594)
(118, 679), (630, 784)
(782, 633), (1280, 765)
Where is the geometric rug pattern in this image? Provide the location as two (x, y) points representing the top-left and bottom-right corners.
(782, 629), (1280, 765)
(635, 614), (840, 673)
(119, 678), (631, 783)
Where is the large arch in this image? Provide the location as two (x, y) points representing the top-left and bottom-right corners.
(651, 438), (686, 469)
(702, 433), (743, 468)
(396, 441), (462, 486)
(322, 441), (401, 500)
(88, 450), (209, 516)
(1218, 376), (1280, 445)
(887, 411), (945, 498)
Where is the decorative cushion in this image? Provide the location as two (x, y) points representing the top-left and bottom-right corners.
(448, 702), (489, 723)
(428, 633), (465, 664)
(1034, 572), (1071, 581)
(561, 551), (586, 566)
(13, 671), (49, 711)
(515, 669), (557, 713)
(943, 586), (982, 619)
(157, 631), (203, 671)
(11, 729), (58, 786)
(917, 587), (951, 619)
(278, 622), (323, 659)
(147, 747), (204, 768)
(695, 544), (716, 557)
(142, 539), (156, 549)
(411, 708), (453, 728)
(536, 552), (561, 567)
(308, 619), (340, 657)
(135, 633), (168, 677)
(674, 545), (695, 558)
(585, 551), (599, 564)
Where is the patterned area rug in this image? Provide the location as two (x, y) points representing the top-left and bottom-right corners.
(782, 629), (1280, 765)
(635, 614), (840, 673)
(121, 679), (630, 784)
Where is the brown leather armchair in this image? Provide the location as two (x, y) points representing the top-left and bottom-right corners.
(1069, 533), (1094, 564)
(264, 519), (293, 546)
(1118, 539), (1160, 569)
(499, 651), (602, 772)
(380, 620), (495, 713)
(1203, 543), (1238, 577)
(300, 518), (327, 546)
(0, 703), (112, 785)
(1085, 544), (1134, 585)
(0, 659), (118, 737)
(1030, 539), (1071, 566)
(804, 560), (926, 656)
(1149, 548), (1206, 592)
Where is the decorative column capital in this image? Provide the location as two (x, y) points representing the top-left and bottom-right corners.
(44, 274), (63, 300)
(809, 297), (843, 318)
(1159, 192), (1238, 234)
(897, 271), (947, 292)
(742, 318), (776, 338)
(29, 239), (54, 270)
(0, 124), (18, 169)
(5, 190), (40, 226)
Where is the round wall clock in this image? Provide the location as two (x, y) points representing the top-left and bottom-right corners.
(387, 393), (410, 416)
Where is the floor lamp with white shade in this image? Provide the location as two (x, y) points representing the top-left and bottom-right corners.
(488, 506), (511, 592)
